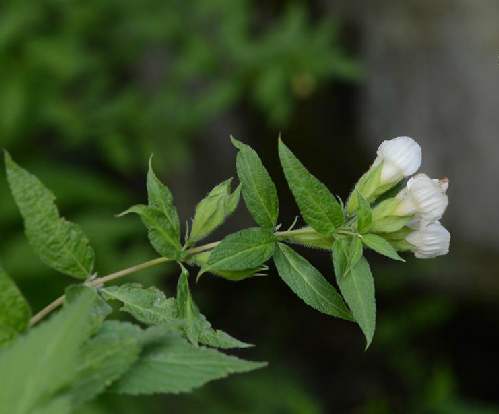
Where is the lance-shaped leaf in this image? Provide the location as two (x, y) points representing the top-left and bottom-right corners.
(191, 252), (267, 282)
(119, 205), (185, 260)
(199, 228), (276, 277)
(101, 283), (250, 349)
(112, 334), (266, 395)
(189, 179), (241, 243)
(4, 152), (95, 279)
(273, 243), (353, 321)
(0, 289), (96, 414)
(119, 159), (184, 260)
(71, 321), (143, 408)
(0, 266), (31, 346)
(362, 234), (405, 262)
(356, 191), (372, 234)
(345, 236), (363, 275)
(231, 136), (279, 229)
(278, 139), (344, 235)
(177, 265), (201, 346)
(335, 256), (376, 348)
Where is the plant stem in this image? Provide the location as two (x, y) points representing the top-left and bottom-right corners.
(29, 225), (347, 327)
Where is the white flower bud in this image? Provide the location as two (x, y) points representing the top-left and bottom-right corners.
(373, 136), (422, 185)
(405, 221), (450, 259)
(395, 174), (448, 221)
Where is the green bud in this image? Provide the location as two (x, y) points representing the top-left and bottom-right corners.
(188, 179), (241, 244)
(287, 232), (335, 250)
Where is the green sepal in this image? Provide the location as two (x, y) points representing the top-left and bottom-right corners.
(356, 191), (372, 234)
(361, 234), (405, 261)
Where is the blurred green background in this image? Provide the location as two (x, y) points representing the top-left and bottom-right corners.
(1, 1), (498, 413)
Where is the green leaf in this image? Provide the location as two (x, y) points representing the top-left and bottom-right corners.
(345, 236), (363, 275)
(370, 215), (413, 233)
(177, 265), (201, 346)
(31, 396), (71, 414)
(189, 179), (240, 243)
(101, 283), (250, 349)
(119, 205), (185, 260)
(112, 334), (266, 395)
(336, 256), (376, 348)
(0, 266), (31, 346)
(65, 285), (112, 336)
(273, 243), (353, 321)
(71, 321), (143, 408)
(191, 252), (267, 281)
(332, 239), (348, 278)
(0, 288), (96, 414)
(4, 152), (95, 279)
(147, 157), (181, 240)
(200, 228), (276, 276)
(231, 136), (279, 229)
(278, 139), (343, 235)
(362, 234), (405, 262)
(101, 284), (179, 327)
(356, 191), (372, 234)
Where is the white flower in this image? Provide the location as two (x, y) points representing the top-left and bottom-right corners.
(395, 174), (448, 221)
(373, 136), (422, 185)
(405, 221), (450, 259)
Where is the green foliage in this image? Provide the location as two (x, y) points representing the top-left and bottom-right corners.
(101, 284), (178, 327)
(273, 243), (353, 321)
(278, 139), (344, 235)
(200, 228), (276, 276)
(5, 152), (95, 279)
(0, 289), (96, 414)
(71, 321), (143, 409)
(362, 234), (405, 262)
(335, 254), (376, 348)
(111, 333), (266, 395)
(344, 236), (363, 275)
(119, 161), (185, 260)
(231, 137), (279, 230)
(356, 191), (373, 234)
(177, 265), (202, 346)
(0, 266), (31, 346)
(189, 179), (241, 244)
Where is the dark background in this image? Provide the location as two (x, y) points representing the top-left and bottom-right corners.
(1, 1), (498, 413)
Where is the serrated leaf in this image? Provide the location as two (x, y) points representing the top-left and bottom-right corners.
(189, 179), (241, 243)
(112, 334), (266, 395)
(200, 228), (276, 276)
(119, 205), (185, 260)
(0, 289), (96, 414)
(273, 243), (353, 321)
(356, 191), (372, 234)
(71, 321), (143, 408)
(101, 283), (179, 327)
(101, 283), (249, 349)
(4, 152), (95, 279)
(336, 256), (376, 348)
(65, 285), (112, 336)
(362, 234), (405, 262)
(0, 266), (31, 346)
(231, 136), (279, 229)
(278, 139), (343, 235)
(177, 265), (201, 346)
(147, 157), (181, 240)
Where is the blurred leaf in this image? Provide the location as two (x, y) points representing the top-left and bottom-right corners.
(278, 139), (343, 235)
(112, 334), (266, 395)
(0, 265), (31, 346)
(273, 243), (353, 321)
(71, 321), (143, 409)
(231, 136), (279, 230)
(0, 288), (96, 414)
(4, 152), (95, 279)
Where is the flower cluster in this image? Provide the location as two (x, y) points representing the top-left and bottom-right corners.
(352, 136), (450, 259)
